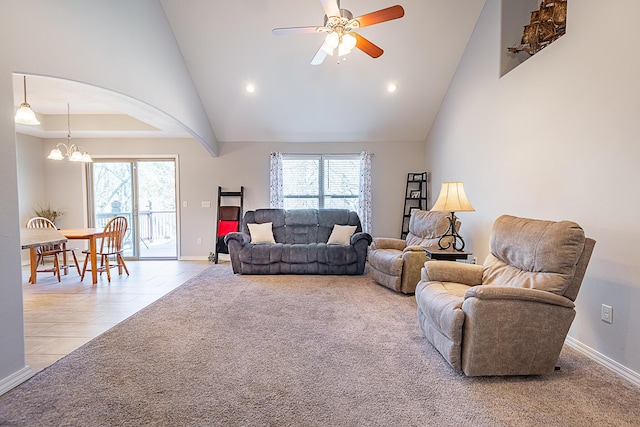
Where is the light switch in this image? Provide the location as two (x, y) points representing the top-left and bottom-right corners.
(201, 201), (211, 208)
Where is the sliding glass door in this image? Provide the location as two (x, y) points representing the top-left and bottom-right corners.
(136, 160), (177, 258)
(87, 159), (177, 259)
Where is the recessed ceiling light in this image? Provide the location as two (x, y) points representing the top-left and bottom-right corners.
(246, 83), (256, 93)
(387, 83), (397, 93)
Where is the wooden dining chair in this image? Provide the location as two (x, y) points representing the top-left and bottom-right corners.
(81, 215), (129, 282)
(26, 217), (80, 283)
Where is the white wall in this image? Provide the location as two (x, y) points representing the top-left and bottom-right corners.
(16, 134), (47, 228)
(426, 0), (640, 375)
(30, 137), (426, 259)
(5, 0), (216, 154)
(0, 74), (28, 393)
(0, 0), (215, 392)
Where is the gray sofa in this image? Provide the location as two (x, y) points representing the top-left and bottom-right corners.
(225, 209), (372, 275)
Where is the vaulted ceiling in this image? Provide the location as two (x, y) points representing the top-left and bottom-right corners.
(14, 0), (486, 144)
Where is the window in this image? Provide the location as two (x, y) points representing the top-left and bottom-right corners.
(282, 155), (360, 211)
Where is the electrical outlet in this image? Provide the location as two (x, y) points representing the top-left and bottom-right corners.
(601, 304), (613, 324)
(470, 256), (477, 264)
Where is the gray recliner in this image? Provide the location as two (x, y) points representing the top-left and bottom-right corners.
(415, 214), (596, 376)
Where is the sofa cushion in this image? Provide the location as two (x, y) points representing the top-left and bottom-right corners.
(244, 209), (286, 243)
(283, 210), (319, 243)
(483, 215), (586, 295)
(318, 244), (359, 265)
(327, 224), (357, 245)
(318, 209), (360, 243)
(247, 222), (276, 244)
(281, 243), (319, 264)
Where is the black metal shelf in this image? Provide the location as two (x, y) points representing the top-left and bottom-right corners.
(401, 172), (428, 239)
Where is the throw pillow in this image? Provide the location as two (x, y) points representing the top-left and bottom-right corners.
(327, 224), (357, 245)
(247, 222), (276, 244)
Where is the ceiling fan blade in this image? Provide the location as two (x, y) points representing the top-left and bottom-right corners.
(320, 0), (341, 18)
(311, 45), (329, 65)
(354, 33), (384, 58)
(353, 5), (405, 28)
(272, 26), (323, 35)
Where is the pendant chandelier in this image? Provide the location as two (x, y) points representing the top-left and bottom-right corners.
(15, 76), (40, 126)
(47, 104), (93, 163)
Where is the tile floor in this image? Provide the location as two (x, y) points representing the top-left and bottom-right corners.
(21, 259), (214, 373)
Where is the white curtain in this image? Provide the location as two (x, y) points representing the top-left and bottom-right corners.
(269, 152), (284, 208)
(359, 151), (373, 234)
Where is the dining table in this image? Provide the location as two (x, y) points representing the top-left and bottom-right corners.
(58, 228), (105, 285)
(20, 227), (68, 284)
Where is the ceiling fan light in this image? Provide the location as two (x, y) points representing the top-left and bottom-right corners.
(325, 32), (340, 49)
(337, 44), (352, 57)
(47, 147), (64, 161)
(342, 33), (357, 51)
(15, 104), (40, 125)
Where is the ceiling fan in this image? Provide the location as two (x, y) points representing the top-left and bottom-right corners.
(272, 0), (405, 65)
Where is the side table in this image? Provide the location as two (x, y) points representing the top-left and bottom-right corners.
(424, 248), (473, 262)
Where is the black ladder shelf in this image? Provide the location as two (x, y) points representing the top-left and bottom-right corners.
(401, 172), (428, 239)
(214, 186), (244, 264)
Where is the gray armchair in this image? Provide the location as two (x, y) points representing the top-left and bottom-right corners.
(368, 210), (453, 294)
(415, 215), (595, 376)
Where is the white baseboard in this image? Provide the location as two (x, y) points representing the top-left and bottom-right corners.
(0, 366), (34, 396)
(179, 256), (211, 261)
(565, 336), (640, 388)
(179, 254), (230, 262)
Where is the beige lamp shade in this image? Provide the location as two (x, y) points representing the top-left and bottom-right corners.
(431, 182), (475, 212)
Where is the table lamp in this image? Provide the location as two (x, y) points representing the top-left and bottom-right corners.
(431, 182), (475, 251)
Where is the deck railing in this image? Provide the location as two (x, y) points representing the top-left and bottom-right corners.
(96, 210), (176, 242)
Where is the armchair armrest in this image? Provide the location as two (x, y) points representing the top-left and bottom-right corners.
(460, 284), (577, 376)
(224, 232), (251, 274)
(421, 260), (483, 286)
(464, 286), (575, 308)
(224, 232), (251, 246)
(404, 245), (427, 253)
(370, 237), (406, 251)
(351, 232), (373, 246)
(352, 232), (372, 275)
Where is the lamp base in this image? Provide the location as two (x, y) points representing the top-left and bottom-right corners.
(437, 212), (466, 251)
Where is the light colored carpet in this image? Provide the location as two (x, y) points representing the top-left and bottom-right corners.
(1, 264), (639, 426)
